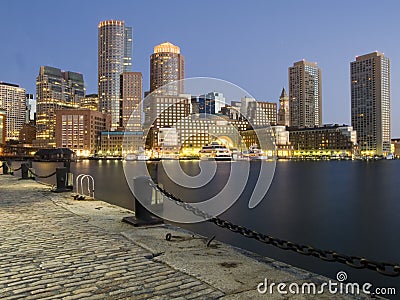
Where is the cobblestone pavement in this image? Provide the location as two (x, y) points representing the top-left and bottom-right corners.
(0, 176), (224, 299)
(0, 175), (378, 300)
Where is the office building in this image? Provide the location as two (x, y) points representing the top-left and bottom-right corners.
(289, 60), (322, 128)
(123, 27), (133, 72)
(0, 82), (27, 140)
(288, 124), (357, 158)
(36, 66), (85, 146)
(25, 93), (35, 123)
(19, 123), (36, 144)
(144, 94), (190, 149)
(196, 92), (226, 114)
(150, 42), (184, 94)
(55, 109), (111, 157)
(392, 139), (400, 158)
(176, 115), (243, 153)
(100, 131), (143, 157)
(63, 71), (85, 105)
(351, 51), (391, 156)
(277, 88), (290, 126)
(248, 101), (277, 127)
(98, 20), (132, 129)
(272, 125), (293, 158)
(221, 105), (242, 121)
(120, 72), (142, 129)
(239, 97), (277, 127)
(81, 94), (99, 111)
(0, 109), (6, 145)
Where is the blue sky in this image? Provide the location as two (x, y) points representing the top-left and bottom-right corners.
(1, 0), (400, 136)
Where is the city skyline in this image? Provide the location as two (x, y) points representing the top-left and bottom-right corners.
(1, 1), (400, 136)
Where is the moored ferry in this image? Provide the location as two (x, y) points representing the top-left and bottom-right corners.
(243, 144), (269, 160)
(199, 142), (232, 161)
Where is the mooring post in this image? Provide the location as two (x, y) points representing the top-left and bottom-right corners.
(2, 161), (8, 175)
(21, 163), (29, 180)
(54, 167), (68, 193)
(122, 176), (163, 227)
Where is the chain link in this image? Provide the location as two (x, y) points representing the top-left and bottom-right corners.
(4, 161), (22, 172)
(155, 183), (400, 277)
(28, 168), (57, 179)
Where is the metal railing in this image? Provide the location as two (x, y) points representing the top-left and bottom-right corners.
(75, 174), (95, 198)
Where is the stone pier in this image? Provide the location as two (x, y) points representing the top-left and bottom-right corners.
(0, 175), (373, 299)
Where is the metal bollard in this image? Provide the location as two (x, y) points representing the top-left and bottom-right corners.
(54, 167), (69, 193)
(2, 162), (8, 175)
(122, 176), (163, 227)
(21, 163), (29, 180)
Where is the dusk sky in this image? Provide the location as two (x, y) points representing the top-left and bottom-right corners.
(1, 0), (400, 136)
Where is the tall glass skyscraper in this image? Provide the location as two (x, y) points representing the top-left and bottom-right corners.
(288, 60), (322, 128)
(150, 42), (184, 95)
(123, 27), (133, 72)
(36, 66), (85, 146)
(351, 51), (391, 156)
(98, 20), (133, 129)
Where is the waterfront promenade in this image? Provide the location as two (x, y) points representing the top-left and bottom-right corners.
(0, 175), (373, 299)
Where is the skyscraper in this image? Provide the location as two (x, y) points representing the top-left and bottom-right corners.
(98, 20), (133, 129)
(123, 27), (133, 72)
(0, 82), (27, 140)
(351, 51), (391, 156)
(150, 42), (184, 95)
(289, 60), (322, 128)
(120, 72), (142, 129)
(36, 66), (85, 146)
(277, 88), (290, 126)
(197, 92), (225, 114)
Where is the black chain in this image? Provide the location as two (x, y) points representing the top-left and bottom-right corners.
(28, 168), (57, 179)
(155, 183), (400, 277)
(6, 162), (22, 172)
(5, 162), (22, 172)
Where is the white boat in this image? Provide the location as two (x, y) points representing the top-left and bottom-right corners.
(124, 153), (137, 161)
(124, 147), (149, 161)
(199, 142), (232, 161)
(136, 148), (149, 161)
(386, 153), (394, 160)
(244, 144), (269, 160)
(136, 154), (149, 161)
(230, 148), (242, 161)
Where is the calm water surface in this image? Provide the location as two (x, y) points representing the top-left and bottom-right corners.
(11, 159), (400, 296)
